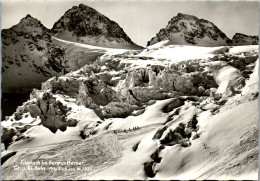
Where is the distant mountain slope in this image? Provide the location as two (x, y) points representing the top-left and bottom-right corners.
(1, 15), (66, 93)
(52, 37), (129, 72)
(147, 13), (231, 47)
(231, 33), (259, 45)
(52, 4), (142, 49)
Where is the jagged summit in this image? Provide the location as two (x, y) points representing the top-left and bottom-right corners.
(2, 14), (50, 35)
(24, 14), (32, 18)
(1, 14), (65, 93)
(52, 3), (141, 49)
(20, 14), (34, 21)
(147, 13), (231, 47)
(19, 14), (43, 27)
(176, 13), (198, 19)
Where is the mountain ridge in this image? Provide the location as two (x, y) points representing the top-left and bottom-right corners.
(231, 33), (259, 45)
(51, 3), (142, 49)
(147, 13), (258, 47)
(1, 14), (66, 93)
(1, 8), (258, 92)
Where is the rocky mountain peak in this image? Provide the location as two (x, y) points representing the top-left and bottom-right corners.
(2, 14), (51, 43)
(1, 14), (65, 93)
(147, 13), (231, 47)
(176, 13), (198, 19)
(51, 4), (141, 49)
(231, 33), (259, 45)
(18, 14), (44, 28)
(68, 3), (99, 15)
(2, 14), (51, 37)
(78, 3), (94, 10)
(25, 14), (32, 18)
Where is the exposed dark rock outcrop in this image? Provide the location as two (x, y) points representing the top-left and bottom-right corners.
(231, 33), (259, 45)
(13, 90), (78, 133)
(1, 151), (17, 165)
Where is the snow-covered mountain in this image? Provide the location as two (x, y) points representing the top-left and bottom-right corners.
(231, 33), (259, 45)
(1, 15), (66, 93)
(147, 13), (232, 47)
(52, 4), (142, 49)
(2, 43), (258, 179)
(1, 5), (259, 180)
(2, 10), (139, 93)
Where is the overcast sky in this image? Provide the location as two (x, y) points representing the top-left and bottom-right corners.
(1, 0), (259, 46)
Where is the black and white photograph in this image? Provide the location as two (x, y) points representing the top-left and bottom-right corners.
(1, 0), (259, 180)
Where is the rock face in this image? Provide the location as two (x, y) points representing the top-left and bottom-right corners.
(2, 15), (66, 93)
(147, 13), (231, 47)
(231, 33), (259, 45)
(52, 4), (141, 49)
(12, 90), (78, 133)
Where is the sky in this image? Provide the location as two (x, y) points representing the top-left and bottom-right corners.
(1, 0), (259, 46)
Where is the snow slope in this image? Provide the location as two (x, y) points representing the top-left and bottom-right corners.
(53, 37), (130, 72)
(139, 41), (224, 63)
(1, 44), (259, 180)
(139, 41), (258, 64)
(155, 99), (258, 180)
